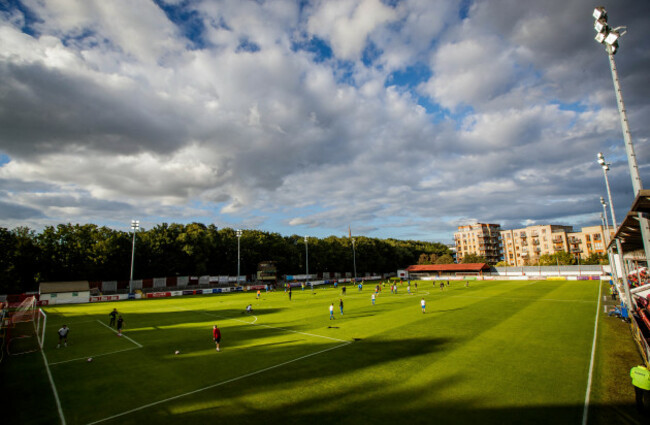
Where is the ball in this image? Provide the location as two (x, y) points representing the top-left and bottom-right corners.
(87, 357), (93, 362)
(175, 350), (180, 355)
(117, 333), (122, 337)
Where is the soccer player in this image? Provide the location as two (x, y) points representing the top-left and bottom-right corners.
(421, 298), (426, 314)
(371, 293), (376, 305)
(116, 316), (124, 335)
(288, 285), (292, 301)
(213, 325), (221, 351)
(57, 325), (69, 348)
(440, 282), (444, 291)
(257, 290), (261, 299)
(329, 303), (335, 320)
(109, 308), (118, 327)
(339, 299), (344, 315)
(407, 284), (411, 294)
(246, 304), (253, 313)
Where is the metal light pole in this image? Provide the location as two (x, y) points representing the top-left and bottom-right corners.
(304, 236), (311, 292)
(593, 7), (650, 264)
(597, 153), (618, 228)
(601, 197), (632, 307)
(129, 220), (139, 294)
(351, 238), (357, 282)
(236, 229), (242, 286)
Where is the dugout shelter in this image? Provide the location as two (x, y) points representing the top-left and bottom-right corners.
(39, 281), (90, 305)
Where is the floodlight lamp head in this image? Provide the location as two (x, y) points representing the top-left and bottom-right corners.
(236, 229), (242, 237)
(600, 196), (606, 205)
(594, 19), (608, 33)
(597, 153), (605, 165)
(595, 32), (607, 44)
(604, 31), (619, 46)
(603, 163), (610, 171)
(593, 7), (607, 21)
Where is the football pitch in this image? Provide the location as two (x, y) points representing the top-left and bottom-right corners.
(9, 280), (603, 425)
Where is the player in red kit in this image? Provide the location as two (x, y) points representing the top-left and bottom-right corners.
(213, 325), (221, 352)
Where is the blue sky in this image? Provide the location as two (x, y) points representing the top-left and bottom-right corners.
(0, 0), (649, 243)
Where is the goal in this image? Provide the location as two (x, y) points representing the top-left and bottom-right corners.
(7, 297), (47, 355)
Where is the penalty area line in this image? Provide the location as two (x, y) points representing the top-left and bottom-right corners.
(86, 340), (352, 425)
(96, 320), (143, 348)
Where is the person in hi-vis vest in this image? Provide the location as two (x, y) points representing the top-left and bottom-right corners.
(630, 364), (650, 413)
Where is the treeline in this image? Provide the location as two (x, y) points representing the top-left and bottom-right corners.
(0, 223), (451, 294)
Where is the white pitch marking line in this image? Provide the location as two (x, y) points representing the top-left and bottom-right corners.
(86, 340), (352, 425)
(40, 349), (67, 425)
(96, 320), (143, 348)
(582, 280), (603, 425)
(49, 347), (140, 366)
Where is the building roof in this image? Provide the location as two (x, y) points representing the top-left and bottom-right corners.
(405, 263), (490, 272)
(611, 189), (650, 254)
(39, 281), (90, 294)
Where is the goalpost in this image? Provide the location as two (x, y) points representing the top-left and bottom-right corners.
(35, 308), (47, 348)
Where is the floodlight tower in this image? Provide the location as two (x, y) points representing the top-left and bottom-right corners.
(593, 7), (650, 264)
(304, 236), (311, 292)
(129, 220), (140, 294)
(601, 196), (631, 308)
(597, 152), (621, 284)
(351, 238), (357, 282)
(236, 229), (242, 286)
(597, 153), (619, 228)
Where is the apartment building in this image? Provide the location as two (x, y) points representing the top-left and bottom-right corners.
(567, 225), (610, 258)
(454, 223), (502, 264)
(501, 224), (612, 266)
(500, 225), (573, 266)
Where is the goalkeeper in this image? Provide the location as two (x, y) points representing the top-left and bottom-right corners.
(57, 325), (69, 348)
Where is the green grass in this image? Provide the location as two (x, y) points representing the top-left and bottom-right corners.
(2, 280), (644, 424)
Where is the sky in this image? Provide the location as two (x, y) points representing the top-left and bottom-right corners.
(0, 0), (649, 244)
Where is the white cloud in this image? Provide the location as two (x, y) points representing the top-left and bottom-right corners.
(0, 0), (649, 242)
(307, 0), (397, 61)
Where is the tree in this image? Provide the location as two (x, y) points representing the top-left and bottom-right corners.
(539, 251), (575, 266)
(583, 252), (609, 265)
(495, 261), (508, 267)
(461, 253), (487, 264)
(418, 253), (432, 265)
(435, 254), (454, 264)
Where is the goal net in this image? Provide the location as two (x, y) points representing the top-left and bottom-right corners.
(11, 296), (37, 324)
(7, 297), (47, 355)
